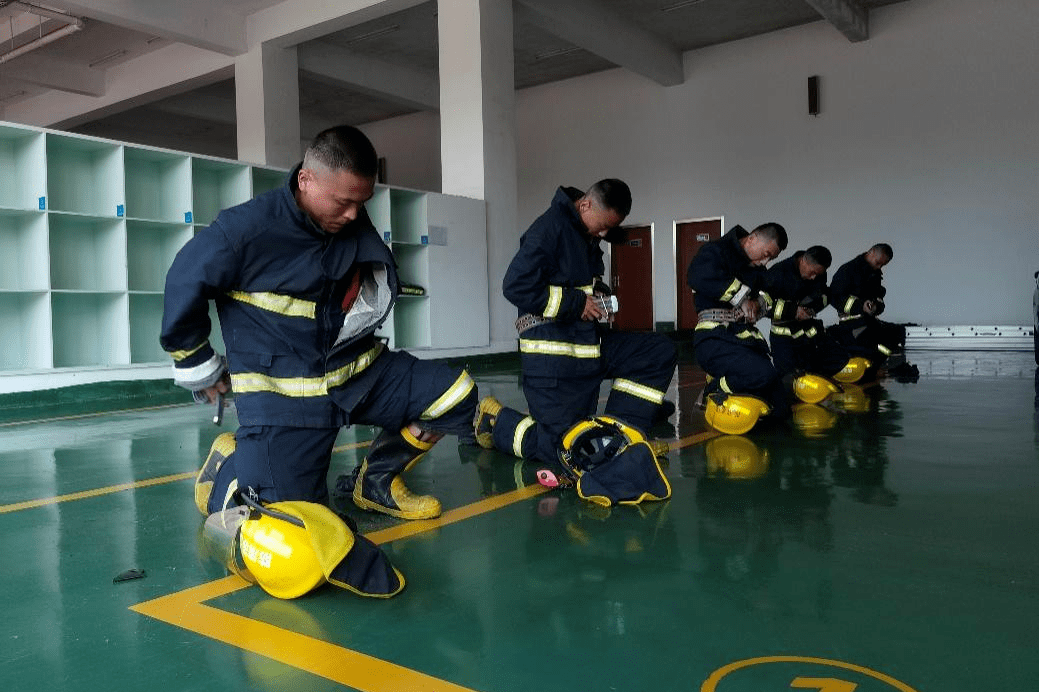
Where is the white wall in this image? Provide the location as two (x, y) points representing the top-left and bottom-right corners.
(363, 0), (1039, 326)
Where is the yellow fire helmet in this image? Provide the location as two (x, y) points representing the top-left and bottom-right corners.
(704, 394), (771, 435)
(237, 497), (404, 600)
(705, 435), (770, 480)
(833, 357), (872, 384)
(793, 373), (840, 404)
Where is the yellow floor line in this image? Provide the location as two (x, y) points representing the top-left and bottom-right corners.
(131, 485), (550, 692)
(0, 471), (196, 514)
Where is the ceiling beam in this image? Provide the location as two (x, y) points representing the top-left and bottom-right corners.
(44, 0), (247, 54)
(514, 0), (684, 87)
(802, 0), (869, 42)
(298, 41), (439, 112)
(247, 0), (429, 48)
(1, 55), (105, 96)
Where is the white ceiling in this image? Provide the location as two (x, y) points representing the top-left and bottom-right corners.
(0, 0), (908, 158)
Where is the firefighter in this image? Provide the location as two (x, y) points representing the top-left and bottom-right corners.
(474, 180), (676, 469)
(828, 243), (918, 379)
(163, 126), (477, 524)
(760, 245), (860, 381)
(686, 223), (787, 417)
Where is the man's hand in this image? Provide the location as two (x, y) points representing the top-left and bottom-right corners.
(199, 373), (231, 404)
(737, 298), (761, 323)
(581, 294), (607, 321)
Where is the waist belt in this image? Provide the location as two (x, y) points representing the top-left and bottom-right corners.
(516, 313), (553, 335)
(698, 308), (739, 323)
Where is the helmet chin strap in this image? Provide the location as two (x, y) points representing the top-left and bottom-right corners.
(236, 488), (306, 528)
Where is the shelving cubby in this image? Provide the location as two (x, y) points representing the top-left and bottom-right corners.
(251, 167), (287, 198)
(123, 148), (192, 223)
(51, 292), (129, 368)
(0, 209), (49, 291)
(49, 215), (127, 292)
(0, 124), (46, 211)
(126, 221), (192, 293)
(191, 158), (251, 227)
(129, 293), (166, 364)
(45, 133), (123, 217)
(0, 291), (52, 371)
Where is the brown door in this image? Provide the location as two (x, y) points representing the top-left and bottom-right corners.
(675, 219), (722, 330)
(609, 225), (654, 331)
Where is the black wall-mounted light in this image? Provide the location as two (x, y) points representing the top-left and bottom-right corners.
(808, 75), (821, 116)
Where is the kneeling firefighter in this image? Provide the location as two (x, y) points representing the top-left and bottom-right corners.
(203, 488), (404, 600)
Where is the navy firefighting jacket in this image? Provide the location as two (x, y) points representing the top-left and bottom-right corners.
(160, 164), (398, 428)
(830, 253), (886, 318)
(503, 186), (605, 378)
(760, 251), (829, 323)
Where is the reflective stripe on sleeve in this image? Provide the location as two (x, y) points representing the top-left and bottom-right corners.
(169, 341), (209, 362)
(842, 296), (858, 314)
(720, 278), (745, 304)
(544, 287), (564, 318)
(228, 291), (316, 319)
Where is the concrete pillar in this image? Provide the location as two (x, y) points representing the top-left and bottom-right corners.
(234, 42), (301, 168)
(437, 0), (518, 350)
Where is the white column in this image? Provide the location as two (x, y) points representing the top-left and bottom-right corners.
(438, 0), (518, 350)
(235, 42), (301, 168)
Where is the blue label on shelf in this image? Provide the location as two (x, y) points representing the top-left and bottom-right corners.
(384, 232), (391, 242)
(185, 211), (193, 224)
(117, 204), (125, 217)
(421, 235), (429, 245)
(39, 196), (45, 210)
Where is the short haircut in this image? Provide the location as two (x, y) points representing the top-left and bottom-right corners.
(804, 245), (832, 268)
(751, 222), (788, 252)
(870, 243), (893, 260)
(303, 126), (378, 178)
(586, 179), (632, 217)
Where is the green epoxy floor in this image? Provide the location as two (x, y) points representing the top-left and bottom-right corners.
(2, 351), (1037, 692)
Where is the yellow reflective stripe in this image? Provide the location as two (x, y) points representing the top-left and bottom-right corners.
(169, 341), (208, 362)
(695, 320), (721, 331)
(230, 344), (383, 397)
(735, 329), (765, 341)
(544, 286), (563, 318)
(773, 297), (785, 317)
(760, 292), (775, 311)
(720, 278), (744, 303)
(579, 283), (595, 295)
(229, 291), (316, 319)
(843, 296), (857, 314)
(806, 326), (818, 338)
(612, 378), (665, 404)
(401, 426), (435, 451)
(719, 376), (733, 394)
(840, 314), (860, 322)
(513, 416), (535, 457)
(420, 371), (475, 420)
(878, 344), (893, 355)
(771, 325), (794, 337)
(519, 339), (600, 358)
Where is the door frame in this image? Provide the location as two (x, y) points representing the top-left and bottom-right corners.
(605, 222), (655, 328)
(673, 215), (724, 328)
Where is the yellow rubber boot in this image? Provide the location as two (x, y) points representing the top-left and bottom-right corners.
(195, 432), (236, 516)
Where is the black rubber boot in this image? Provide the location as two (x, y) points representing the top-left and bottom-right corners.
(339, 427), (441, 520)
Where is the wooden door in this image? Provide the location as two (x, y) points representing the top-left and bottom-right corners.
(609, 225), (654, 331)
(675, 218), (722, 330)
